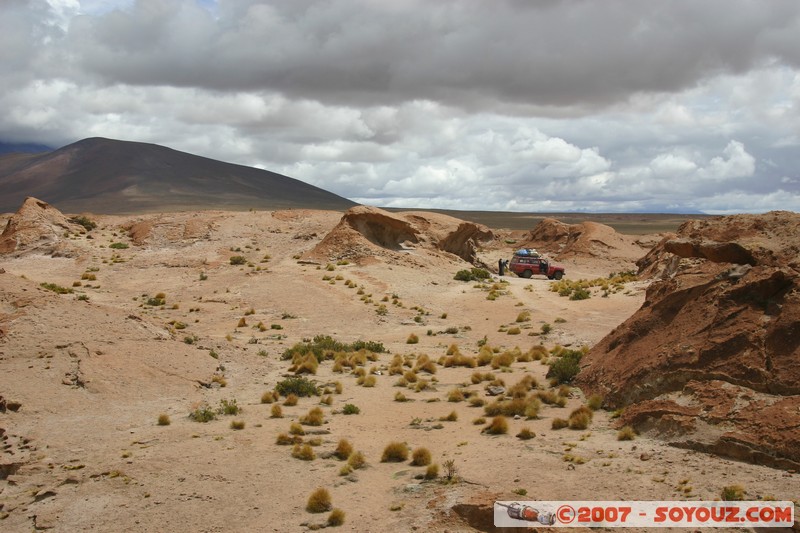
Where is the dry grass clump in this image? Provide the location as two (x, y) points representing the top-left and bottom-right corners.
(414, 354), (437, 374)
(261, 390), (276, 404)
(483, 415), (509, 435)
(617, 425), (636, 441)
(424, 463), (439, 480)
(551, 418), (569, 429)
(410, 447), (432, 466)
(447, 388), (465, 402)
(471, 371), (495, 384)
(568, 406), (593, 430)
(237, 317), (247, 328)
(157, 413), (171, 426)
(403, 369), (418, 383)
(468, 396), (485, 408)
(306, 487), (332, 513)
(276, 433), (301, 445)
(509, 375), (537, 398)
(490, 351), (515, 369)
(507, 326), (521, 335)
(473, 417), (486, 425)
(300, 407), (325, 426)
(334, 439), (353, 460)
(406, 333), (419, 344)
(289, 422), (305, 435)
(517, 427), (536, 440)
(587, 394), (603, 410)
(347, 451), (367, 470)
(394, 391), (409, 402)
(270, 404), (283, 418)
(327, 508), (345, 527)
(381, 442), (409, 462)
(292, 443), (316, 460)
(389, 354), (404, 375)
(515, 311), (531, 323)
(484, 396), (539, 418)
(290, 353), (319, 375)
(359, 375), (377, 387)
(414, 379), (430, 392)
(230, 420), (245, 430)
(284, 394), (299, 406)
(440, 410), (458, 422)
(444, 352), (477, 368)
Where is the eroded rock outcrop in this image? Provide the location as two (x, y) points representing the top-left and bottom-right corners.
(520, 218), (642, 261)
(578, 211), (800, 468)
(0, 197), (81, 254)
(311, 206), (494, 264)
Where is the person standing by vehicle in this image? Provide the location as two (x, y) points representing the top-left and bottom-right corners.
(498, 258), (505, 276)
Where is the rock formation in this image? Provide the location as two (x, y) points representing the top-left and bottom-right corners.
(578, 211), (800, 468)
(519, 218), (642, 261)
(0, 197), (81, 254)
(312, 206), (494, 264)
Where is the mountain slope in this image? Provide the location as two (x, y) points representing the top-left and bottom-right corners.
(0, 137), (357, 213)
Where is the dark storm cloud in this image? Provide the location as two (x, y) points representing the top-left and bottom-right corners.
(63, 0), (800, 111)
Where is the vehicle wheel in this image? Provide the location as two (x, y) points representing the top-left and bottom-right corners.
(553, 271), (563, 280)
(521, 270), (532, 279)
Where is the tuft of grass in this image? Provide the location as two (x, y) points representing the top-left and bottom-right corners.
(306, 487), (332, 513)
(411, 447), (432, 466)
(568, 406), (593, 430)
(327, 508), (345, 527)
(276, 433), (299, 445)
(261, 391), (276, 404)
(617, 425), (636, 441)
(551, 418), (569, 430)
(381, 442), (409, 462)
(347, 451), (366, 470)
(289, 422), (305, 435)
(230, 255), (247, 265)
(721, 484), (746, 501)
(270, 404), (283, 418)
(424, 463), (439, 480)
(447, 389), (465, 402)
(284, 394), (299, 406)
(334, 439), (353, 460)
(473, 417), (486, 425)
(300, 407), (325, 426)
(516, 427), (535, 440)
(507, 326), (521, 335)
(395, 391), (409, 402)
(483, 415), (509, 435)
(40, 282), (73, 294)
(440, 411), (458, 422)
(292, 443), (316, 461)
(406, 333), (419, 344)
(230, 420), (245, 430)
(587, 394), (603, 410)
(157, 413), (171, 426)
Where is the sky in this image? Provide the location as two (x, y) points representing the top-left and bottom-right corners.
(2, 0), (800, 214)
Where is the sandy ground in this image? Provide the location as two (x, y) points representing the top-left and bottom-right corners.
(0, 209), (796, 532)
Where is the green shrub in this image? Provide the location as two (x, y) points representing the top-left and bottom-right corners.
(342, 403), (360, 415)
(454, 268), (491, 282)
(546, 349), (583, 384)
(69, 215), (97, 231)
(276, 376), (319, 397)
(109, 242), (129, 249)
(189, 404), (216, 422)
(40, 282), (73, 294)
(230, 255), (247, 265)
(721, 484), (746, 501)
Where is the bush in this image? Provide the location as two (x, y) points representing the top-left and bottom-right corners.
(406, 333), (419, 344)
(283, 394), (298, 406)
(411, 447), (432, 466)
(40, 282), (73, 294)
(453, 268), (491, 282)
(587, 394), (603, 410)
(219, 398), (240, 415)
(334, 439), (353, 460)
(230, 420), (245, 430)
(289, 422), (305, 435)
(189, 404), (216, 422)
(342, 403), (360, 415)
(109, 242), (129, 249)
(381, 442), (409, 462)
(546, 349), (583, 384)
(568, 406), (592, 429)
(276, 376), (319, 397)
(541, 323), (552, 335)
(270, 404), (283, 418)
(230, 255), (247, 265)
(484, 416), (509, 435)
(306, 487), (332, 513)
(551, 418), (569, 430)
(69, 215), (97, 231)
(281, 335), (386, 362)
(261, 391), (275, 404)
(424, 463), (439, 480)
(157, 413), (171, 426)
(327, 508), (345, 527)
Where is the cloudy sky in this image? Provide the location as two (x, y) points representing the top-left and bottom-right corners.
(2, 0), (800, 213)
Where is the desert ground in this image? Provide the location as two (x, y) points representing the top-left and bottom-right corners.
(0, 202), (797, 532)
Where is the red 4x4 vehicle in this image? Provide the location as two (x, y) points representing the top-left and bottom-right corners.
(509, 252), (565, 280)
